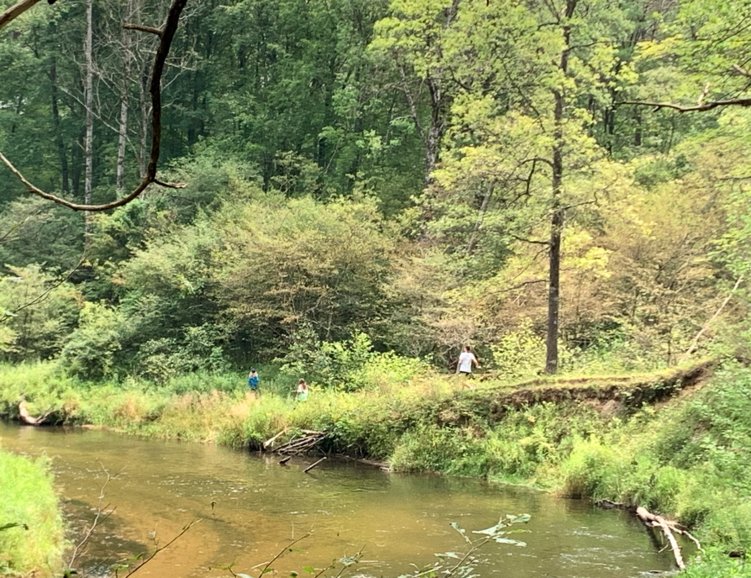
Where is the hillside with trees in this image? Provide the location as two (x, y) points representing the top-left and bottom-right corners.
(0, 0), (748, 378)
(1, 1), (751, 576)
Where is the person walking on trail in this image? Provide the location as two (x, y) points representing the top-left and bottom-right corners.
(295, 378), (309, 401)
(456, 345), (480, 377)
(247, 369), (260, 395)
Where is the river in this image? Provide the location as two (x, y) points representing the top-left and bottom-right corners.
(0, 422), (674, 577)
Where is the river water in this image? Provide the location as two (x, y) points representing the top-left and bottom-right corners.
(0, 423), (673, 577)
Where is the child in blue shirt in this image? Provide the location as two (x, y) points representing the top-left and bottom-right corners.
(247, 369), (260, 393)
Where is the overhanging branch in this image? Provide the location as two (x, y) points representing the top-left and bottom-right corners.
(0, 0), (43, 30)
(618, 97), (751, 113)
(123, 22), (162, 36)
(0, 0), (189, 212)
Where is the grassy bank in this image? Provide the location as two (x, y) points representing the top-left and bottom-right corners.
(1, 360), (750, 576)
(0, 450), (65, 577)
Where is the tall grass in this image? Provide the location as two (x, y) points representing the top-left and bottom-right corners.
(2, 360), (751, 571)
(0, 451), (65, 576)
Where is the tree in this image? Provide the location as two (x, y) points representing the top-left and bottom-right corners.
(413, 0), (636, 372)
(370, 0), (460, 179)
(0, 0), (189, 212)
(620, 0), (751, 112)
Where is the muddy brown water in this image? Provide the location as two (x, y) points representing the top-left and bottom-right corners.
(0, 422), (675, 577)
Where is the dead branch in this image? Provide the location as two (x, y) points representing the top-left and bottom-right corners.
(123, 23), (162, 36)
(124, 518), (201, 577)
(618, 97), (751, 113)
(274, 431), (326, 455)
(732, 64), (751, 79)
(684, 275), (744, 357)
(18, 400), (54, 426)
(0, 0), (188, 212)
(0, 0), (42, 30)
(262, 428), (288, 450)
(67, 466), (119, 570)
(304, 456), (327, 473)
(636, 506), (694, 570)
(153, 178), (187, 189)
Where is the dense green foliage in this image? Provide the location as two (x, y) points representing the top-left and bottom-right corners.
(0, 450), (65, 576)
(1, 0), (750, 376)
(2, 0), (751, 576)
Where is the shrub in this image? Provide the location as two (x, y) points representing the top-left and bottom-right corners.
(391, 425), (486, 475)
(59, 302), (124, 380)
(559, 437), (629, 500)
(0, 265), (81, 362)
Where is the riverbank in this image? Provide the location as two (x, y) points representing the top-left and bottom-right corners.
(0, 450), (65, 576)
(1, 359), (750, 577)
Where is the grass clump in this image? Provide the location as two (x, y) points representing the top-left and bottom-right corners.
(0, 450), (65, 577)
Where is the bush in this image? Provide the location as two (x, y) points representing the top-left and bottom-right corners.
(59, 302), (124, 380)
(681, 549), (751, 578)
(135, 325), (229, 383)
(279, 328), (429, 393)
(391, 425), (486, 475)
(0, 265), (81, 362)
(559, 437), (629, 500)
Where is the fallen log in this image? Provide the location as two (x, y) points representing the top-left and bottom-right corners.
(275, 432), (326, 455)
(262, 428), (287, 451)
(304, 456), (327, 473)
(18, 400), (52, 426)
(636, 506), (700, 570)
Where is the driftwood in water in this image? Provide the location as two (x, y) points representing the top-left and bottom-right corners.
(262, 428), (288, 450)
(274, 431), (325, 455)
(304, 456), (327, 473)
(18, 400), (53, 426)
(636, 506), (701, 570)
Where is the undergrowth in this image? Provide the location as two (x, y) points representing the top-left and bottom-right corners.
(0, 359), (749, 576)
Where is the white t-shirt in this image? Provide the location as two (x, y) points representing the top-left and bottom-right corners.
(458, 351), (476, 373)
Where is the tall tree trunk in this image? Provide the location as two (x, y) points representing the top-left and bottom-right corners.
(116, 0), (135, 192)
(139, 59), (150, 176)
(83, 0), (94, 231)
(49, 60), (70, 193)
(425, 77), (443, 177)
(545, 0), (577, 375)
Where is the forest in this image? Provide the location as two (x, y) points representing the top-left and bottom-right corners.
(2, 0), (751, 577)
(1, 0), (749, 378)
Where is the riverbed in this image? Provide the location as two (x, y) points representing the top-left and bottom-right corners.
(0, 422), (673, 577)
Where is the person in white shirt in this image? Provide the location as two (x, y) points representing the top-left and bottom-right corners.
(456, 345), (480, 377)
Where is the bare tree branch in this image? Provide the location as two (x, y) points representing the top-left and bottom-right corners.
(508, 232), (549, 245)
(124, 518), (201, 577)
(123, 22), (163, 36)
(0, 0), (189, 212)
(67, 466), (120, 570)
(732, 63), (751, 78)
(618, 97), (751, 112)
(153, 178), (186, 189)
(684, 275), (744, 357)
(0, 0), (42, 30)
